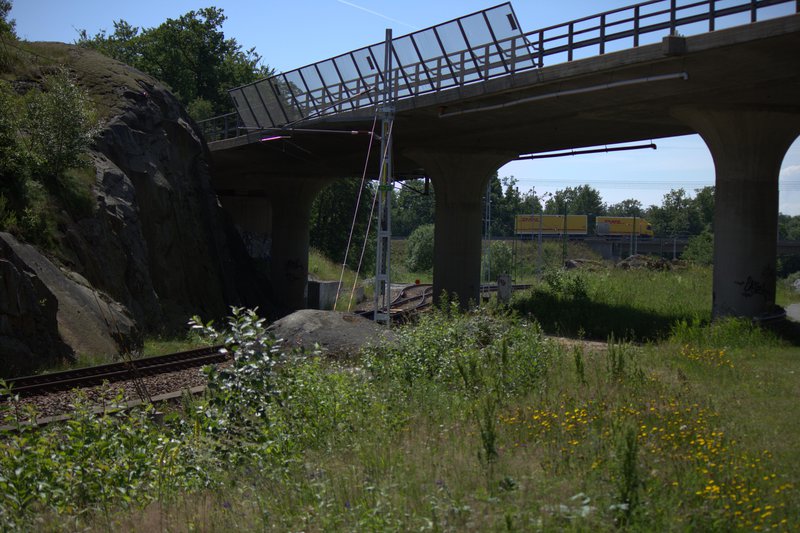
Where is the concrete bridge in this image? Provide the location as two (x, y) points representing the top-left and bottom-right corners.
(204, 0), (800, 319)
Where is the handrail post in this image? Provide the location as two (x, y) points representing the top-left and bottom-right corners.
(751, 0), (757, 22)
(634, 5), (640, 46)
(538, 31), (544, 68)
(670, 0), (677, 35)
(710, 0), (716, 31)
(568, 22), (574, 61)
(600, 14), (606, 55)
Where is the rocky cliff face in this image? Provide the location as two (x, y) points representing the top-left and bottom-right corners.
(0, 45), (272, 376)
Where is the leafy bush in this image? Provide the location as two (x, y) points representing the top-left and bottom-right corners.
(682, 229), (713, 264)
(22, 67), (99, 181)
(186, 97), (214, 122)
(364, 300), (551, 397)
(405, 223), (434, 272)
(482, 240), (513, 279)
(0, 68), (98, 246)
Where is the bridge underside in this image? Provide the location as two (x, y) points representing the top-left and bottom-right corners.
(209, 15), (800, 318)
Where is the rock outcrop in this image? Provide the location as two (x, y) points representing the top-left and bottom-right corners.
(0, 233), (73, 375)
(0, 44), (273, 376)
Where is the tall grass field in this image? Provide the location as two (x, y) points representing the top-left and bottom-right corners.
(1, 263), (799, 531)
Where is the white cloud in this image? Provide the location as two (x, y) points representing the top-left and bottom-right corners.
(781, 164), (800, 179)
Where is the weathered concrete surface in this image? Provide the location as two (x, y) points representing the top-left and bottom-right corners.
(673, 106), (800, 318)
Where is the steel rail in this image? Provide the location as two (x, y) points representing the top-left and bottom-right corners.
(2, 345), (227, 398)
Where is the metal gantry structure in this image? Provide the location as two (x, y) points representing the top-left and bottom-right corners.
(374, 29), (394, 324)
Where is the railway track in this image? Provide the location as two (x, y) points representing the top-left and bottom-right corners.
(357, 282), (534, 321)
(6, 284), (531, 399)
(2, 345), (227, 399)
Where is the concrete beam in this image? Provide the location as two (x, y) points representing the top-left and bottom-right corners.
(673, 105), (800, 318)
(406, 149), (515, 308)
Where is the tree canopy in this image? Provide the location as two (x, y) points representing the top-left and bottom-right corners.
(77, 7), (269, 118)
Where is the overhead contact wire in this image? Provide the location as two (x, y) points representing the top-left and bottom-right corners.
(348, 119), (395, 312)
(335, 113), (379, 307)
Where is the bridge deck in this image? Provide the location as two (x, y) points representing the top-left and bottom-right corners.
(201, 0), (798, 142)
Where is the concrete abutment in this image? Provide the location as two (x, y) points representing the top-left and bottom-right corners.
(220, 178), (326, 312)
(673, 106), (800, 318)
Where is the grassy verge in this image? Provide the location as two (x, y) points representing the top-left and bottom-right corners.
(511, 265), (712, 342)
(2, 271), (798, 531)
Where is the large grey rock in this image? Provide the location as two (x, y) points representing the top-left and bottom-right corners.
(0, 45), (273, 371)
(0, 233), (74, 376)
(1, 232), (137, 376)
(57, 52), (273, 334)
(268, 310), (394, 357)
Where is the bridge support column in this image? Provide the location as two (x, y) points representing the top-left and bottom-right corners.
(674, 106), (799, 318)
(268, 178), (326, 311)
(407, 150), (515, 308)
(218, 195), (272, 260)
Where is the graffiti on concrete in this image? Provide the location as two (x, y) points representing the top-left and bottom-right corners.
(735, 265), (776, 299)
(735, 276), (765, 298)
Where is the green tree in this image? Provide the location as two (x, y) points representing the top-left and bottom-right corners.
(607, 198), (644, 217)
(392, 178), (434, 237)
(77, 7), (269, 114)
(778, 214), (800, 240)
(482, 240), (513, 279)
(0, 0), (16, 69)
(76, 20), (142, 67)
(485, 175), (536, 237)
(693, 186), (715, 231)
(0, 82), (24, 198)
(683, 229), (714, 264)
(646, 188), (703, 237)
(544, 185), (605, 216)
(310, 178), (375, 272)
(405, 223), (435, 272)
(22, 67), (99, 181)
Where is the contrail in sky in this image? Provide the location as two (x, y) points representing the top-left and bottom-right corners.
(335, 0), (418, 30)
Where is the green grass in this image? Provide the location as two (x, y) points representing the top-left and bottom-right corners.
(100, 308), (798, 531)
(511, 265), (712, 342)
(3, 264), (800, 531)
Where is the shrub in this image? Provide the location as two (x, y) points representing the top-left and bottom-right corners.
(683, 229), (713, 264)
(482, 240), (513, 280)
(22, 67), (99, 181)
(405, 223), (434, 272)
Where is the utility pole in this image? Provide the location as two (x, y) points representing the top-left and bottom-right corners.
(562, 201), (568, 265)
(484, 181), (492, 284)
(374, 28), (394, 324)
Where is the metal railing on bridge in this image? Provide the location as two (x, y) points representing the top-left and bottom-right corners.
(199, 0), (798, 142)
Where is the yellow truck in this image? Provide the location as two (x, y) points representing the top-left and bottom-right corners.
(595, 216), (654, 238)
(515, 214), (588, 236)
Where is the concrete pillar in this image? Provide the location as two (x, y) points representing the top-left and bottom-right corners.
(673, 106), (799, 318)
(218, 195), (272, 260)
(268, 178), (327, 311)
(406, 149), (515, 308)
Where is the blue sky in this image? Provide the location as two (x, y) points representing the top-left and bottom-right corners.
(10, 0), (800, 214)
